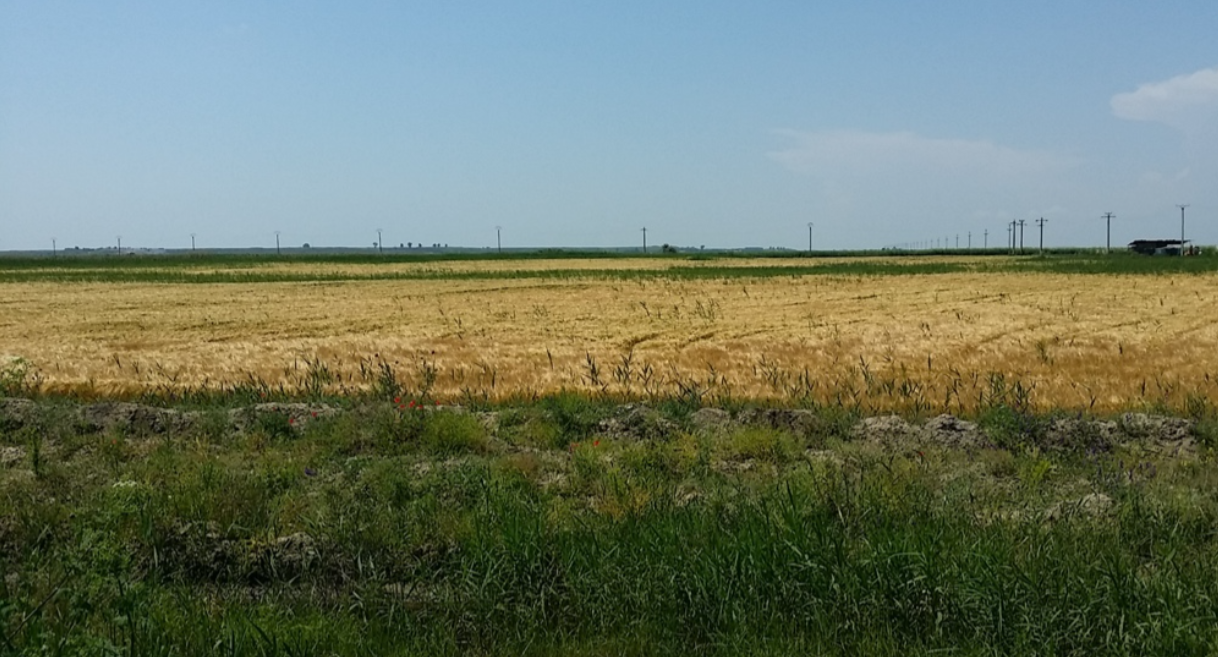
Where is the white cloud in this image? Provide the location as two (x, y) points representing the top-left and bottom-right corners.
(1111, 66), (1218, 132)
(769, 130), (1075, 180)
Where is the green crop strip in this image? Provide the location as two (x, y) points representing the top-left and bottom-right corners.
(2, 251), (1217, 285)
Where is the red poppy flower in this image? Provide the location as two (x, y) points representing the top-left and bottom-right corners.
(594, 440), (600, 447)
(394, 396), (401, 403)
(289, 417), (295, 425)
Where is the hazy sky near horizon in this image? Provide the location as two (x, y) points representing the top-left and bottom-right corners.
(3, 2), (1217, 251)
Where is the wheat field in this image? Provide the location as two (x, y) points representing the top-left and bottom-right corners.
(2, 256), (1217, 412)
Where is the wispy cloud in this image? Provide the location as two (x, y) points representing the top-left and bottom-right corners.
(1111, 66), (1218, 133)
(769, 130), (1075, 180)
(767, 130), (1080, 240)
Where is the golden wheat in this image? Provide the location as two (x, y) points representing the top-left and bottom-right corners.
(3, 258), (1217, 412)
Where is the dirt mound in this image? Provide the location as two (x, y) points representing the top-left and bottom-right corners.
(230, 403), (339, 432)
(597, 404), (678, 440)
(1041, 417), (1119, 451)
(1118, 413), (1193, 442)
(0, 398), (1208, 457)
(922, 414), (986, 448)
(77, 402), (198, 435)
(0, 397), (40, 432)
(736, 408), (823, 436)
(850, 414), (986, 449)
(1039, 414), (1194, 453)
(851, 415), (920, 446)
(688, 407), (732, 432)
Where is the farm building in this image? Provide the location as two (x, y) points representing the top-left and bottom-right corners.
(1127, 239), (1195, 256)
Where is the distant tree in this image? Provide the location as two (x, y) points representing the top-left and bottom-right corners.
(302, 243), (310, 248)
(661, 244), (677, 254)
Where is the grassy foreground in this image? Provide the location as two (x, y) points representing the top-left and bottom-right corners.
(3, 396), (1218, 655)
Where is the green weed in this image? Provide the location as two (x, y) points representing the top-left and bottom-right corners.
(2, 397), (1218, 655)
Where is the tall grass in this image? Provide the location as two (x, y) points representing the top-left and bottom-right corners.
(3, 397), (1218, 654)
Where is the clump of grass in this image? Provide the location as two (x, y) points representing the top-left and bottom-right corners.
(540, 392), (613, 440)
(718, 426), (801, 464)
(420, 410), (490, 456)
(496, 406), (564, 450)
(253, 410), (296, 442)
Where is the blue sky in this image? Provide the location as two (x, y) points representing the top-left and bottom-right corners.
(2, 2), (1217, 251)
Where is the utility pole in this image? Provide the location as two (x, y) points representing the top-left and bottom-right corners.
(955, 234), (959, 249)
(641, 227), (647, 253)
(377, 228), (383, 254)
(1178, 204), (1190, 256)
(495, 225), (502, 254)
(52, 237), (56, 257)
(984, 229), (988, 249)
(807, 222), (814, 256)
(968, 232), (971, 249)
(275, 230), (281, 256)
(190, 233), (196, 252)
(1006, 224), (1012, 253)
(1102, 213), (1114, 254)
(1017, 220), (1026, 253)
(117, 236), (122, 252)
(1036, 217), (1047, 254)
